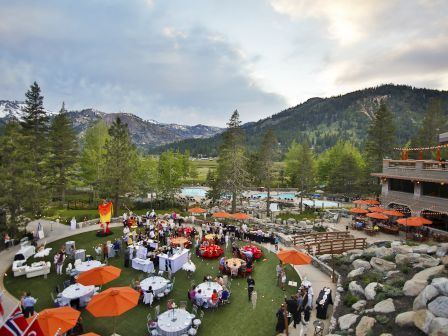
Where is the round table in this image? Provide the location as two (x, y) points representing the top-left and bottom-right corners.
(157, 308), (194, 336)
(183, 227), (193, 236)
(241, 245), (263, 259)
(75, 260), (102, 273)
(225, 258), (245, 269)
(140, 276), (169, 295)
(170, 237), (189, 247)
(196, 281), (223, 300)
(200, 244), (224, 259)
(205, 234), (217, 241)
(61, 283), (94, 300)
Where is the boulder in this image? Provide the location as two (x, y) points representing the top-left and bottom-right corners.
(348, 267), (365, 279)
(370, 257), (397, 272)
(352, 259), (372, 270)
(413, 285), (440, 310)
(349, 281), (365, 297)
(415, 255), (440, 268)
(391, 241), (402, 247)
(337, 286), (345, 293)
(392, 244), (413, 254)
(414, 309), (435, 334)
(436, 244), (448, 257)
(428, 296), (448, 318)
(395, 311), (416, 327)
(395, 253), (421, 264)
(365, 282), (381, 301)
(374, 298), (395, 313)
(339, 313), (359, 330)
(386, 270), (400, 277)
(442, 256), (448, 266)
(352, 300), (367, 311)
(348, 249), (364, 255)
(319, 254), (332, 261)
(432, 278), (448, 296)
(413, 244), (430, 254)
(403, 279), (428, 296)
(413, 265), (445, 281)
(427, 246), (438, 255)
(375, 247), (393, 258)
(429, 317), (448, 336)
(355, 316), (376, 336)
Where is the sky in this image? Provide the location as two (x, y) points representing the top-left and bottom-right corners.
(0, 0), (447, 126)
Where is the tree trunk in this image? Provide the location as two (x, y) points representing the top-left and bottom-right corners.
(231, 191), (237, 213)
(114, 194), (119, 217)
(266, 186), (271, 217)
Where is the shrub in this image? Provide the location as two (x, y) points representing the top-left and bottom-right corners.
(375, 315), (390, 324)
(313, 225), (328, 232)
(399, 265), (410, 274)
(382, 254), (395, 262)
(343, 292), (359, 307)
(375, 285), (403, 302)
(386, 277), (405, 288)
(335, 255), (352, 266)
(360, 271), (384, 287)
(358, 252), (375, 262)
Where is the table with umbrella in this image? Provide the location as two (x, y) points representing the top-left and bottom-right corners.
(28, 306), (81, 336)
(86, 287), (140, 336)
(77, 265), (121, 286)
(397, 216), (433, 241)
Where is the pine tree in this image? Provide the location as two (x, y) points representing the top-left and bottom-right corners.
(49, 103), (79, 204)
(20, 82), (50, 213)
(256, 129), (278, 216)
(217, 110), (248, 212)
(100, 118), (137, 216)
(364, 103), (396, 193)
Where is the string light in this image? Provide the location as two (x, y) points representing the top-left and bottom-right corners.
(394, 144), (448, 151)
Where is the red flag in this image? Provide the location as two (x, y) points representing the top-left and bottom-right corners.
(0, 295), (4, 317)
(23, 316), (44, 336)
(0, 306), (28, 336)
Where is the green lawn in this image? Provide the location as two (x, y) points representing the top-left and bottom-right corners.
(5, 231), (299, 336)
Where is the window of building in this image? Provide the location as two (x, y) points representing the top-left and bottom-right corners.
(422, 182), (448, 198)
(389, 179), (414, 193)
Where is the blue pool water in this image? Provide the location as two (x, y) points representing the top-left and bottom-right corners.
(181, 187), (207, 197)
(252, 192), (296, 200)
(303, 200), (338, 208)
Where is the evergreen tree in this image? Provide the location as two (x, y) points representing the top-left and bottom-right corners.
(80, 120), (110, 197)
(217, 110), (248, 212)
(0, 122), (30, 226)
(206, 169), (222, 205)
(255, 129), (278, 216)
(49, 103), (79, 204)
(284, 141), (316, 211)
(100, 118), (137, 216)
(20, 82), (50, 213)
(135, 153), (158, 201)
(326, 152), (362, 196)
(364, 103), (396, 193)
(157, 150), (183, 202)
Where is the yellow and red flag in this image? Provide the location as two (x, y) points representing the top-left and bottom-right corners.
(98, 202), (113, 224)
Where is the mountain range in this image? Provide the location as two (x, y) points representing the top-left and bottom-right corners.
(0, 100), (223, 149)
(150, 84), (448, 156)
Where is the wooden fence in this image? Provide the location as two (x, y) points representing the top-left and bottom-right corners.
(297, 238), (367, 255)
(292, 231), (351, 246)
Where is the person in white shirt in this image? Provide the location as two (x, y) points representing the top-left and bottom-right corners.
(225, 233), (230, 249)
(123, 226), (130, 235)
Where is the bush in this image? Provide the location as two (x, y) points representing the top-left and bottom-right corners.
(358, 253), (375, 262)
(343, 292), (359, 307)
(386, 277), (405, 288)
(383, 254), (395, 262)
(375, 315), (390, 324)
(360, 271), (384, 287)
(399, 265), (410, 274)
(335, 255), (352, 266)
(375, 285), (403, 302)
(312, 225), (328, 232)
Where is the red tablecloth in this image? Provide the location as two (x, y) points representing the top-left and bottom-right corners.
(200, 244), (224, 259)
(183, 227), (193, 236)
(241, 245), (263, 259)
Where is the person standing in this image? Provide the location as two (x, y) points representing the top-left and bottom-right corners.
(124, 247), (130, 268)
(247, 275), (255, 301)
(280, 269), (287, 291)
(286, 295), (300, 328)
(276, 262), (283, 287)
(102, 243), (108, 263)
(21, 292), (37, 318)
(275, 304), (287, 334)
(54, 250), (65, 275)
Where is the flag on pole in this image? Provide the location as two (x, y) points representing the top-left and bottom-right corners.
(0, 291), (5, 317)
(23, 314), (44, 336)
(0, 306), (28, 336)
(98, 201), (113, 224)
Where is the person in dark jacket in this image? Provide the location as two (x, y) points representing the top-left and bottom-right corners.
(275, 304), (288, 334)
(285, 295), (300, 328)
(124, 247), (130, 268)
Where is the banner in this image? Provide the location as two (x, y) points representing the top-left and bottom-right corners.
(0, 306), (28, 336)
(23, 315), (44, 336)
(98, 202), (113, 224)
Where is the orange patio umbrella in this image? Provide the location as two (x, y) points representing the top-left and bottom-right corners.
(368, 207), (386, 212)
(364, 199), (380, 205)
(231, 213), (251, 220)
(212, 211), (231, 219)
(350, 208), (369, 214)
(353, 200), (369, 205)
(277, 249), (312, 265)
(188, 207), (206, 214)
(383, 209), (405, 217)
(32, 307), (80, 336)
(397, 216), (433, 227)
(86, 287), (140, 335)
(367, 212), (389, 220)
(77, 265), (121, 286)
(81, 333), (101, 336)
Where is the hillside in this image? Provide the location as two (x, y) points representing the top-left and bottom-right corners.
(150, 84), (448, 155)
(0, 101), (223, 149)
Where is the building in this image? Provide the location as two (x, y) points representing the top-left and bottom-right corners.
(372, 134), (448, 231)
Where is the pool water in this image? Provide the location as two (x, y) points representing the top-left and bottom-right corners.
(180, 187), (207, 197)
(303, 200), (338, 208)
(251, 192), (296, 200)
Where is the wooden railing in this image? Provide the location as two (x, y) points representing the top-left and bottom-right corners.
(297, 238), (367, 255)
(292, 231), (351, 246)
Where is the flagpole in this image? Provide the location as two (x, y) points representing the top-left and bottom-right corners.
(21, 312), (39, 335)
(54, 327), (61, 336)
(0, 302), (21, 329)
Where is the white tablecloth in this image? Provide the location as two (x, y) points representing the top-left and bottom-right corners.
(34, 247), (52, 258)
(15, 245), (36, 260)
(157, 309), (194, 336)
(132, 258), (154, 273)
(140, 276), (169, 295)
(196, 282), (223, 300)
(137, 246), (148, 259)
(61, 284), (94, 300)
(75, 260), (102, 273)
(158, 249), (189, 273)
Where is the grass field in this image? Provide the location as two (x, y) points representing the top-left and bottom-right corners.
(5, 231), (300, 336)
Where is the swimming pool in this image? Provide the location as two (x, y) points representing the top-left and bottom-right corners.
(303, 200), (338, 208)
(251, 192), (296, 200)
(180, 187), (208, 197)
